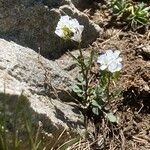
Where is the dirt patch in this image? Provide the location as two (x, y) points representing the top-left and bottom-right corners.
(79, 1), (150, 149)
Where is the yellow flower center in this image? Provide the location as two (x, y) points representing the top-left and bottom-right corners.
(62, 26), (73, 40)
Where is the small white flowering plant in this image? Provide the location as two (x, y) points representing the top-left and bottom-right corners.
(90, 49), (122, 122)
(72, 49), (122, 123)
(55, 15), (122, 124)
(73, 49), (122, 123)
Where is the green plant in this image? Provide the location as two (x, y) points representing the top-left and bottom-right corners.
(71, 49), (95, 108)
(112, 0), (129, 16)
(90, 71), (120, 123)
(54, 15), (122, 124)
(111, 0), (149, 28)
(127, 2), (149, 27)
(54, 15), (122, 125)
(72, 49), (122, 124)
(0, 92), (44, 150)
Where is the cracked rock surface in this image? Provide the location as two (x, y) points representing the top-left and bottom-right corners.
(0, 38), (84, 148)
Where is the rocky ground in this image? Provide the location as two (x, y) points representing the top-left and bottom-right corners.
(74, 1), (150, 149)
(0, 0), (149, 150)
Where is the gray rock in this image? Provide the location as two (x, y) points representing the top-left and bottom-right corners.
(0, 0), (102, 59)
(0, 38), (85, 148)
(137, 45), (150, 60)
(71, 0), (93, 9)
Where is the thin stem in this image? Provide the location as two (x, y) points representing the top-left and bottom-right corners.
(3, 82), (8, 150)
(12, 113), (17, 150)
(106, 73), (111, 104)
(85, 69), (89, 102)
(24, 114), (35, 150)
(78, 42), (90, 129)
(51, 128), (66, 150)
(12, 96), (20, 150)
(78, 43), (89, 106)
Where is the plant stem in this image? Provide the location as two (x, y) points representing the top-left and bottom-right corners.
(78, 43), (90, 129)
(24, 114), (35, 150)
(78, 43), (89, 107)
(3, 82), (8, 150)
(12, 96), (20, 150)
(106, 73), (111, 104)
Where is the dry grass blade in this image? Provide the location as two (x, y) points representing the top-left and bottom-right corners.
(51, 128), (67, 150)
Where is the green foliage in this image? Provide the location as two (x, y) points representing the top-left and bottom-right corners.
(72, 76), (85, 99)
(90, 84), (105, 116)
(0, 93), (44, 150)
(0, 92), (79, 150)
(112, 0), (129, 15)
(71, 48), (95, 107)
(89, 72), (118, 123)
(112, 71), (120, 80)
(71, 48), (120, 123)
(106, 113), (117, 123)
(127, 3), (149, 27)
(111, 0), (149, 28)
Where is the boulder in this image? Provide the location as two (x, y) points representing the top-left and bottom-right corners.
(0, 38), (84, 149)
(0, 0), (102, 59)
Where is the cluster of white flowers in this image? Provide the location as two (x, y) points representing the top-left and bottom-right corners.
(97, 50), (122, 73)
(55, 15), (84, 42)
(55, 16), (122, 73)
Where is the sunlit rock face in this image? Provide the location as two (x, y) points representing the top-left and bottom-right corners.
(0, 38), (85, 149)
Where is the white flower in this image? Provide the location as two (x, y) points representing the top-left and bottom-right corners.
(55, 15), (84, 42)
(97, 50), (122, 73)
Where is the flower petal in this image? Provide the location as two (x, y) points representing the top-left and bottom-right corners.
(71, 25), (84, 42)
(105, 50), (114, 61)
(97, 54), (106, 64)
(113, 50), (120, 59)
(108, 62), (118, 73)
(116, 63), (122, 71)
(106, 50), (113, 56)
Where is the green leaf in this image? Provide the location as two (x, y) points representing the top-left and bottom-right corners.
(100, 71), (108, 87)
(112, 0), (127, 15)
(95, 85), (105, 95)
(92, 107), (99, 116)
(77, 75), (84, 82)
(127, 2), (149, 26)
(91, 100), (102, 110)
(76, 76), (86, 86)
(106, 113), (117, 123)
(84, 58), (90, 67)
(72, 85), (83, 93)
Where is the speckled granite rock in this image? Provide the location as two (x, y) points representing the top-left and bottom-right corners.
(0, 38), (84, 148)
